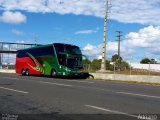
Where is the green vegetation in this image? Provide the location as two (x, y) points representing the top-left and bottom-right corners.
(83, 54), (130, 72)
(111, 54), (122, 62)
(140, 58), (157, 64)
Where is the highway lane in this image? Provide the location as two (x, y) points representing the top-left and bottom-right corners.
(0, 73), (160, 120)
(1, 73), (160, 98)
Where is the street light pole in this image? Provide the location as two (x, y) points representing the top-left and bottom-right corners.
(100, 0), (109, 72)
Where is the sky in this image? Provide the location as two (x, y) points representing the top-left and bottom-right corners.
(0, 0), (160, 63)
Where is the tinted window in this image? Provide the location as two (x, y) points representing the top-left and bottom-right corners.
(65, 45), (81, 55)
(54, 44), (66, 65)
(54, 44), (65, 53)
(17, 46), (54, 58)
(54, 43), (81, 55)
(17, 50), (27, 58)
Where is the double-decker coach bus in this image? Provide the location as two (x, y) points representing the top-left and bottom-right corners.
(15, 43), (89, 78)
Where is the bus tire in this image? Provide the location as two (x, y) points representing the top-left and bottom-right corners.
(51, 69), (57, 78)
(25, 69), (29, 76)
(21, 69), (26, 76)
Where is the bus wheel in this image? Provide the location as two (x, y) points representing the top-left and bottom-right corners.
(25, 69), (29, 76)
(51, 69), (57, 78)
(21, 69), (26, 76)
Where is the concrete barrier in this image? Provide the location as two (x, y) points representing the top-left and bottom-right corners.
(91, 73), (160, 84)
(0, 69), (15, 73)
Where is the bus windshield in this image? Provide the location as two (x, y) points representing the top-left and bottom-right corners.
(54, 43), (82, 69)
(65, 45), (81, 55)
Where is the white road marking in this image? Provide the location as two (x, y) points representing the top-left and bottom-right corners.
(116, 91), (160, 99)
(2, 76), (160, 99)
(77, 85), (160, 99)
(39, 81), (73, 87)
(0, 86), (29, 94)
(85, 105), (137, 118)
(67, 80), (94, 84)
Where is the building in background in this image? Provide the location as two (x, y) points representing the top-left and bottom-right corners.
(131, 63), (160, 72)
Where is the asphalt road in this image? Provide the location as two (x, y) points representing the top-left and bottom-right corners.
(0, 73), (160, 120)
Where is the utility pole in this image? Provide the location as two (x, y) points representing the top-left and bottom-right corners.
(100, 0), (109, 72)
(116, 31), (122, 62)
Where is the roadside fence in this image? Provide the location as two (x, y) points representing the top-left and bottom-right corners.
(83, 64), (160, 76)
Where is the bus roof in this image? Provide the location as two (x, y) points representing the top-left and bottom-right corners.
(17, 43), (79, 51)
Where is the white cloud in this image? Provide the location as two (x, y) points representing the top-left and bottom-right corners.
(83, 26), (160, 61)
(0, 11), (26, 24)
(12, 29), (24, 35)
(111, 0), (160, 25)
(125, 26), (160, 54)
(0, 0), (160, 25)
(75, 28), (99, 35)
(82, 44), (102, 59)
(82, 41), (134, 60)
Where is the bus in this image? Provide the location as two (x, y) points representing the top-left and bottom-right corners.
(15, 43), (89, 78)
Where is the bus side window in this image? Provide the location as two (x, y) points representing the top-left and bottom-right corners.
(17, 50), (26, 58)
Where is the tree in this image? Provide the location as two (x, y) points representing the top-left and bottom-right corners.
(106, 60), (114, 70)
(91, 59), (101, 71)
(111, 54), (122, 62)
(91, 59), (114, 71)
(82, 59), (91, 72)
(140, 58), (150, 64)
(119, 61), (130, 70)
(110, 54), (130, 71)
(83, 59), (91, 65)
(150, 59), (157, 64)
(140, 58), (158, 64)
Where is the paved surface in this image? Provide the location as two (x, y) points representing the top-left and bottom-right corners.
(0, 73), (160, 120)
